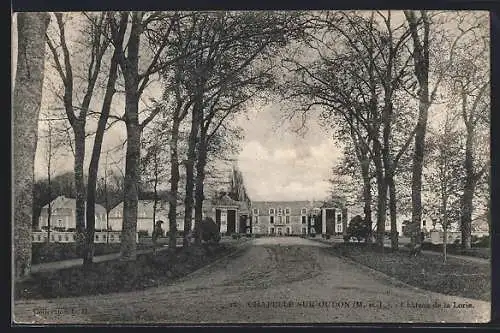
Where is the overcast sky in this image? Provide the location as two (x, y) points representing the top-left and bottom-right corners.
(12, 11), (489, 204)
(235, 104), (343, 201)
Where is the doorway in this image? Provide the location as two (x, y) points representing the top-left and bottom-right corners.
(215, 209), (221, 232)
(227, 209), (236, 234)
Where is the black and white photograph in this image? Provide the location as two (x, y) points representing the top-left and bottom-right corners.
(12, 10), (491, 324)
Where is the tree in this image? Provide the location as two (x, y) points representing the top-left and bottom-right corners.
(447, 13), (489, 249)
(109, 12), (182, 260)
(140, 124), (170, 233)
(176, 11), (307, 246)
(45, 12), (111, 256)
(40, 116), (65, 242)
(425, 108), (463, 261)
(13, 12), (51, 279)
(281, 11), (418, 249)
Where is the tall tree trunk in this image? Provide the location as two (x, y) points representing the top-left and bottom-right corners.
(405, 10), (430, 247)
(47, 132), (52, 244)
(373, 140), (387, 249)
(183, 101), (202, 247)
(360, 159), (373, 243)
(120, 12), (141, 261)
(13, 12), (50, 279)
(83, 49), (119, 267)
(194, 134), (208, 245)
(74, 126), (86, 255)
(168, 118), (181, 250)
(388, 176), (398, 250)
(441, 187), (448, 262)
(152, 170), (158, 235)
(461, 126), (475, 249)
(121, 116), (141, 260)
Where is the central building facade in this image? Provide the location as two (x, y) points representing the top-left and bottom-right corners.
(246, 200), (347, 236)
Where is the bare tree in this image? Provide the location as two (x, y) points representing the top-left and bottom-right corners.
(108, 12), (181, 260)
(425, 109), (463, 261)
(83, 12), (125, 267)
(13, 12), (51, 279)
(45, 12), (111, 255)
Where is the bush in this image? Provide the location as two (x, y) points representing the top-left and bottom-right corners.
(473, 236), (490, 248)
(137, 230), (149, 237)
(200, 217), (221, 243)
(325, 234), (331, 240)
(231, 233), (241, 239)
(346, 215), (370, 242)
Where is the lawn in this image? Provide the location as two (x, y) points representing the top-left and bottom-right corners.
(323, 243), (490, 302)
(16, 242), (240, 300)
(420, 243), (490, 259)
(31, 237), (173, 264)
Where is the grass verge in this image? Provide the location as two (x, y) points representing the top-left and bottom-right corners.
(16, 242), (238, 300)
(31, 239), (170, 264)
(420, 243), (490, 259)
(323, 243), (490, 302)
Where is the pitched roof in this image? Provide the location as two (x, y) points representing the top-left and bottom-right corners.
(211, 194), (240, 207)
(109, 200), (168, 218)
(42, 196), (106, 214)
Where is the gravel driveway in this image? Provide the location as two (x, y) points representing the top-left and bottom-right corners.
(13, 237), (490, 324)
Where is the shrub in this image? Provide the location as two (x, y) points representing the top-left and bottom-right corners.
(325, 234), (331, 240)
(346, 215), (370, 242)
(474, 236), (490, 248)
(137, 230), (149, 237)
(231, 233), (240, 239)
(200, 217), (221, 243)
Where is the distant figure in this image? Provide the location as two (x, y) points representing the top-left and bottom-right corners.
(152, 220), (164, 254)
(409, 232), (425, 257)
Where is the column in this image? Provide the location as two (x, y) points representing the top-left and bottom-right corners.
(235, 209), (239, 233)
(322, 208), (326, 234)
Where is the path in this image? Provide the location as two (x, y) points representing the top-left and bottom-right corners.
(14, 237), (490, 324)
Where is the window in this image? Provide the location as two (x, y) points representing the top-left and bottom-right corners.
(246, 220), (251, 227)
(301, 208), (307, 215)
(269, 208), (275, 215)
(301, 216), (307, 224)
(96, 235), (99, 241)
(253, 208), (259, 215)
(302, 228), (307, 234)
(311, 217), (315, 226)
(336, 224), (342, 232)
(277, 208), (282, 216)
(278, 216), (283, 224)
(270, 216), (274, 224)
(286, 227), (291, 234)
(337, 214), (342, 223)
(285, 216), (290, 224)
(254, 216), (259, 224)
(270, 227), (275, 234)
(285, 208), (291, 215)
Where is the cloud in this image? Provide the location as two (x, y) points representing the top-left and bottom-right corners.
(238, 138), (342, 201)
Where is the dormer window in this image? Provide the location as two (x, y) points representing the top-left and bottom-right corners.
(285, 208), (291, 215)
(269, 208), (275, 215)
(301, 208), (307, 215)
(277, 208), (283, 216)
(253, 208), (259, 216)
